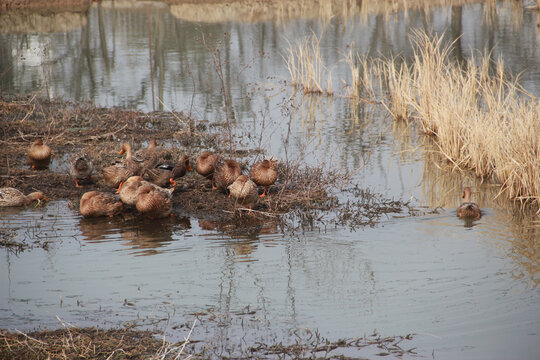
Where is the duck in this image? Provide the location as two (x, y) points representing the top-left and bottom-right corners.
(26, 139), (51, 169)
(102, 143), (141, 190)
(227, 175), (258, 213)
(118, 175), (155, 207)
(0, 187), (47, 207)
(136, 184), (173, 219)
(249, 157), (278, 197)
(196, 151), (219, 189)
(79, 191), (123, 218)
(133, 139), (159, 177)
(213, 158), (241, 192)
(146, 154), (191, 188)
(457, 187), (482, 219)
(69, 152), (94, 188)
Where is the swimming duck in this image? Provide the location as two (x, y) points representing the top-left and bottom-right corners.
(227, 175), (258, 213)
(102, 143), (140, 190)
(26, 139), (51, 169)
(133, 139), (159, 177)
(457, 187), (482, 219)
(0, 187), (47, 207)
(136, 184), (173, 219)
(118, 175), (155, 207)
(213, 158), (241, 192)
(249, 157), (278, 197)
(69, 152), (94, 188)
(196, 151), (219, 189)
(146, 154), (191, 188)
(79, 191), (123, 218)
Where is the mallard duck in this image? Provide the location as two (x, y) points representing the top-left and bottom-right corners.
(196, 151), (219, 189)
(227, 175), (258, 213)
(0, 187), (47, 207)
(102, 143), (140, 190)
(136, 184), (173, 219)
(214, 158), (241, 192)
(457, 187), (482, 219)
(69, 152), (94, 188)
(250, 157), (278, 197)
(118, 176), (156, 206)
(133, 139), (159, 177)
(146, 154), (191, 188)
(26, 139), (51, 169)
(79, 191), (123, 218)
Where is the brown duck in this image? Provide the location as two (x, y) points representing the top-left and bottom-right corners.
(213, 158), (241, 192)
(133, 139), (159, 177)
(27, 139), (51, 169)
(119, 175), (155, 207)
(227, 175), (258, 213)
(136, 184), (173, 219)
(196, 151), (219, 189)
(102, 143), (141, 190)
(79, 191), (123, 218)
(250, 157), (278, 197)
(147, 154), (191, 188)
(457, 187), (482, 219)
(69, 152), (94, 188)
(0, 187), (47, 207)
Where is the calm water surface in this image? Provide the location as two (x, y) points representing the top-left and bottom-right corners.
(1, 1), (539, 359)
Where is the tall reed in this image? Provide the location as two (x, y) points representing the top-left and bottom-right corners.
(380, 30), (540, 206)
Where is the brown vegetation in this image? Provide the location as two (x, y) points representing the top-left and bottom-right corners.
(368, 31), (540, 209)
(0, 0), (92, 11)
(0, 327), (172, 360)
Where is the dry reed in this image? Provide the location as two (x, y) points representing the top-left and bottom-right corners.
(284, 34), (334, 95)
(378, 30), (540, 206)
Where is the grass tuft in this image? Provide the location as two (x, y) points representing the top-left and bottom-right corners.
(284, 34), (334, 96)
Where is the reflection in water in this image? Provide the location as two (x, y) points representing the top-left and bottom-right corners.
(80, 214), (191, 256)
(0, 10), (88, 34)
(169, 0), (489, 24)
(198, 218), (278, 262)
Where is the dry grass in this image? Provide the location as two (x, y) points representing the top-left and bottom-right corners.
(379, 57), (412, 122)
(343, 50), (378, 100)
(284, 34), (334, 96)
(376, 30), (540, 207)
(0, 318), (196, 360)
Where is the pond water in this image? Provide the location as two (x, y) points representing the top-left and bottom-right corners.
(1, 1), (540, 359)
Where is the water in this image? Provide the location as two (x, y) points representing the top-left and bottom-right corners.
(1, 1), (539, 359)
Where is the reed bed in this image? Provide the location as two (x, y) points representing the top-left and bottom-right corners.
(377, 30), (540, 206)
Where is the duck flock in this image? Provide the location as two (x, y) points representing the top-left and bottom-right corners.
(1, 139), (482, 220)
(0, 138), (280, 219)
